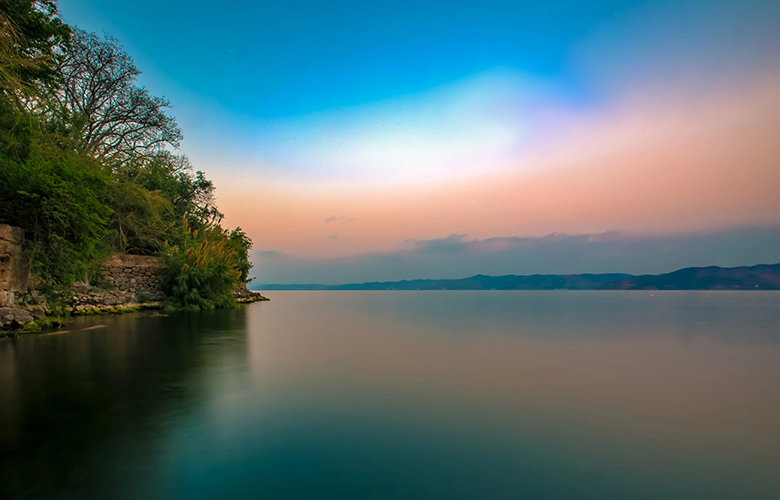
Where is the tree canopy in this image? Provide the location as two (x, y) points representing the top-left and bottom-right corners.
(0, 0), (69, 101)
(0, 0), (253, 309)
(61, 28), (182, 159)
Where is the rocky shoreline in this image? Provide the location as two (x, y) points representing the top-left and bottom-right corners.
(2, 225), (268, 337)
(1, 289), (269, 337)
(68, 284), (268, 315)
(1, 282), (268, 338)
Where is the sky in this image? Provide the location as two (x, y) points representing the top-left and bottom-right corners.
(58, 0), (780, 284)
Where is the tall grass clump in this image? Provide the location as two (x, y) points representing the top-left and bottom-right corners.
(160, 220), (248, 310)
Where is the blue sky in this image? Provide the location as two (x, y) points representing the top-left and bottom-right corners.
(58, 0), (780, 283)
(60, 0), (638, 116)
(59, 0), (780, 174)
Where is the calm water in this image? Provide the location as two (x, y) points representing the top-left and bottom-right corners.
(1, 291), (779, 499)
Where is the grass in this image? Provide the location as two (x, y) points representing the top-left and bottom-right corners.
(1, 316), (66, 337)
(70, 302), (163, 316)
(236, 296), (270, 303)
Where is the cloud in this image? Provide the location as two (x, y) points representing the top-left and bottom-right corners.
(325, 216), (353, 224)
(252, 227), (780, 285)
(211, 1), (780, 273)
(400, 232), (627, 255)
(246, 69), (564, 184)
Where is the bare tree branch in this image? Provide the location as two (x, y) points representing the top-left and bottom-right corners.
(60, 28), (182, 160)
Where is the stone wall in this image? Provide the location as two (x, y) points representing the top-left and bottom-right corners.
(103, 253), (165, 301)
(69, 254), (164, 312)
(0, 224), (31, 308)
(0, 236), (265, 319)
(0, 225), (41, 329)
(70, 290), (139, 312)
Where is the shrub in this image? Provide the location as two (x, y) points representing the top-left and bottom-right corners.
(160, 220), (243, 310)
(0, 143), (112, 296)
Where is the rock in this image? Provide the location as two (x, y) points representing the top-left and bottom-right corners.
(0, 307), (34, 327)
(28, 306), (46, 319)
(13, 309), (32, 324)
(232, 283), (266, 301)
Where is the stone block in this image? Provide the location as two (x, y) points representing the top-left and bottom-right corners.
(0, 307), (34, 327)
(0, 224), (31, 294)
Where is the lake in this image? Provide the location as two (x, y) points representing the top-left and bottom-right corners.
(1, 291), (779, 499)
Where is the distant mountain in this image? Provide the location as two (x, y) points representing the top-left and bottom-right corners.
(256, 273), (633, 291)
(254, 264), (780, 291)
(599, 263), (780, 290)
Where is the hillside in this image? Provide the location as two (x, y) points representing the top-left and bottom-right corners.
(256, 264), (780, 291)
(599, 263), (780, 290)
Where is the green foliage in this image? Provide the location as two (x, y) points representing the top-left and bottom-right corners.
(31, 315), (64, 329)
(0, 4), (254, 309)
(161, 220), (243, 310)
(227, 227), (253, 282)
(108, 177), (173, 254)
(0, 0), (70, 99)
(0, 139), (111, 292)
(71, 305), (143, 316)
(110, 152), (223, 237)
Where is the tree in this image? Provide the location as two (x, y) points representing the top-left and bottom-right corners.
(0, 0), (69, 101)
(112, 151), (224, 231)
(0, 11), (254, 308)
(60, 28), (182, 159)
(0, 144), (111, 292)
(142, 152), (224, 227)
(0, 0), (70, 161)
(227, 227), (253, 283)
(108, 178), (172, 254)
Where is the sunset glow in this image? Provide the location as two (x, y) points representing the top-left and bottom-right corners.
(61, 0), (780, 283)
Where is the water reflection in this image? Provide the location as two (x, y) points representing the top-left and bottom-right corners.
(1, 292), (779, 499)
(0, 310), (250, 499)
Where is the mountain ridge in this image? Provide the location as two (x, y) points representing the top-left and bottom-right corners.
(599, 263), (780, 290)
(252, 263), (780, 291)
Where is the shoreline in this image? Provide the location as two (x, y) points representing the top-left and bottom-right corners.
(0, 294), (269, 338)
